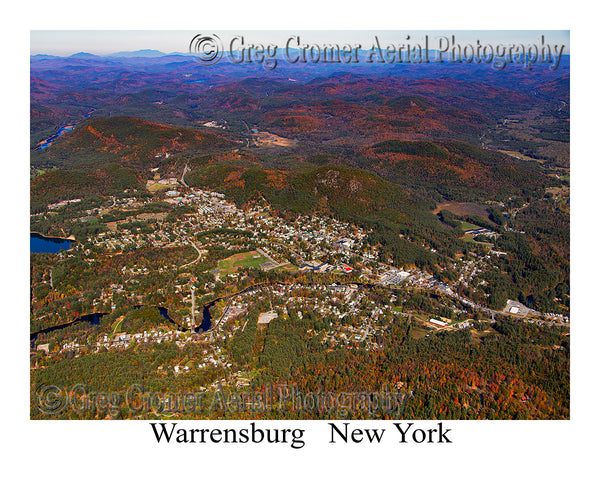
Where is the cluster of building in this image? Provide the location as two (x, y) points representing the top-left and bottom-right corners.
(47, 198), (82, 210)
(83, 187), (372, 280)
(464, 227), (499, 238)
(56, 329), (191, 355)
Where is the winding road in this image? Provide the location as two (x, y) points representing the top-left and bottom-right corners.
(181, 242), (204, 269)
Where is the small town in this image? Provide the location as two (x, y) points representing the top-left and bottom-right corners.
(31, 182), (569, 401)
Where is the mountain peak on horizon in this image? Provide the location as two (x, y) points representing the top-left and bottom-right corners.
(69, 52), (99, 58)
(108, 49), (166, 58)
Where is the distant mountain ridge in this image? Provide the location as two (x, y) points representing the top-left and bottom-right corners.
(108, 49), (167, 57)
(69, 52), (100, 58)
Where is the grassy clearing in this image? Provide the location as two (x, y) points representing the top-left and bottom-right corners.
(410, 325), (430, 339)
(218, 250), (269, 275)
(470, 327), (500, 345)
(112, 315), (124, 334)
(459, 221), (481, 231)
(273, 264), (298, 273)
(498, 150), (544, 163)
(432, 201), (489, 217)
(147, 183), (172, 193)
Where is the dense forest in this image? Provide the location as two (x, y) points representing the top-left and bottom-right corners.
(32, 316), (569, 420)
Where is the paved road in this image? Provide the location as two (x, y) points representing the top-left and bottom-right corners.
(180, 163), (190, 188)
(181, 242), (203, 269)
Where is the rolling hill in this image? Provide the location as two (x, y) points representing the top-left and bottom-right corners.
(358, 139), (552, 202)
(31, 116), (237, 169)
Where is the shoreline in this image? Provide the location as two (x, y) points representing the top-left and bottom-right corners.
(30, 231), (76, 241)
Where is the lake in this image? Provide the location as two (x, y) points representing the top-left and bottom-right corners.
(30, 233), (73, 253)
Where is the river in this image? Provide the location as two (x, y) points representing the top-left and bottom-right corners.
(30, 304), (210, 344)
(30, 282), (377, 343)
(34, 108), (96, 151)
(30, 312), (107, 342)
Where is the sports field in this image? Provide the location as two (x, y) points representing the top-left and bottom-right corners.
(459, 221), (481, 231)
(273, 264), (298, 273)
(147, 182), (172, 193)
(218, 250), (269, 275)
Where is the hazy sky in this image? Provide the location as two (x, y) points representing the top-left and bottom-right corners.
(31, 30), (570, 56)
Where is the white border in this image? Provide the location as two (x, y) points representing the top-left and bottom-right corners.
(4, 1), (596, 477)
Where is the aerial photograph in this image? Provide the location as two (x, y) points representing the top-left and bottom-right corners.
(29, 30), (570, 421)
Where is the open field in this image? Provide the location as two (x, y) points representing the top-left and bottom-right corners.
(254, 131), (297, 147)
(135, 212), (169, 221)
(218, 250), (269, 275)
(272, 264), (299, 273)
(498, 150), (544, 163)
(147, 182), (172, 193)
(472, 240), (494, 248)
(459, 221), (482, 231)
(111, 315), (124, 334)
(432, 202), (490, 218)
(470, 326), (501, 345)
(410, 325), (430, 340)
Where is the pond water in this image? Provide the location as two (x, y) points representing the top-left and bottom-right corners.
(30, 233), (73, 253)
